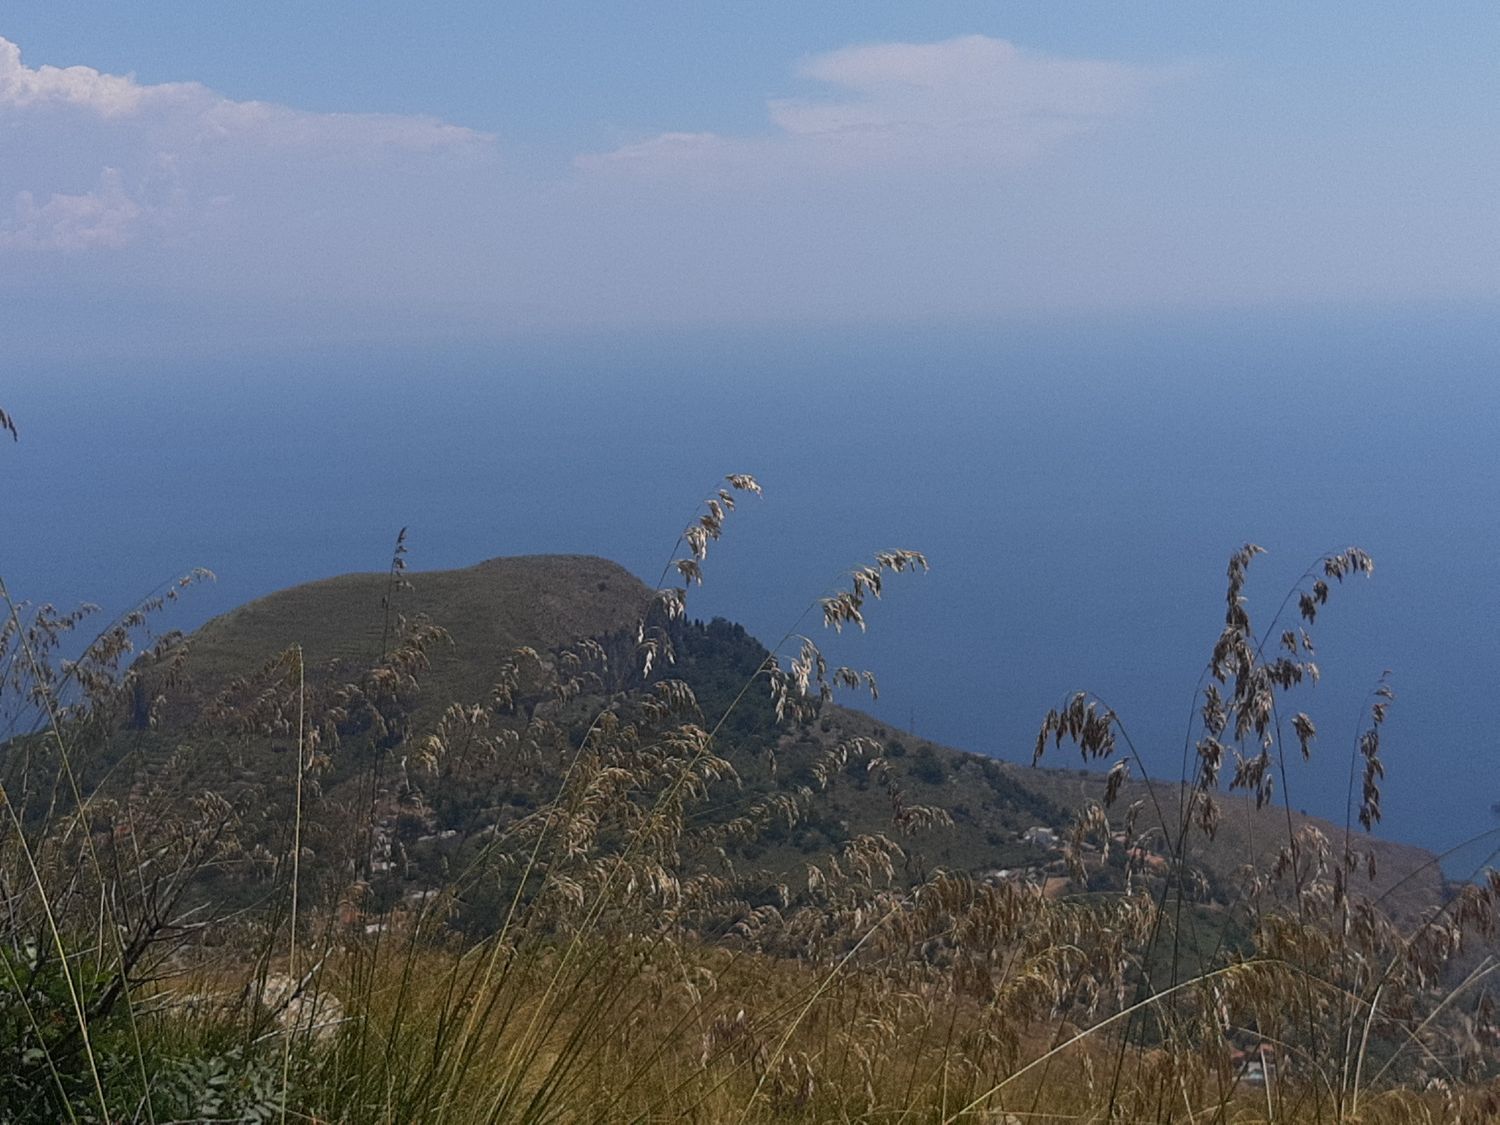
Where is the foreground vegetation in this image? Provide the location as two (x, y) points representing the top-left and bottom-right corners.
(4, 475), (1500, 1122)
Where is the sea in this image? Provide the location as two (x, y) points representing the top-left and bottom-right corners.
(9, 304), (1499, 873)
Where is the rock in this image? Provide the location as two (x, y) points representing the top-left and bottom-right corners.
(259, 972), (346, 1040)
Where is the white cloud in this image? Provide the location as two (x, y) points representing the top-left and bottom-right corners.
(0, 36), (495, 254)
(0, 167), (144, 251)
(580, 35), (1172, 176)
(0, 36), (178, 117)
(0, 36), (492, 149)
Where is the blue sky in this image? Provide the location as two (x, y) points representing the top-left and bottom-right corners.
(3, 3), (1496, 356)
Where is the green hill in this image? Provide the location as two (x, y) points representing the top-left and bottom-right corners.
(131, 552), (1447, 931)
(5, 549), (1472, 1121)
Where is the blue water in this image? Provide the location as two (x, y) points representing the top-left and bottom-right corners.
(9, 306), (1500, 871)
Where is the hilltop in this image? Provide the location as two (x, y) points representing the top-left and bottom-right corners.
(175, 553), (650, 704)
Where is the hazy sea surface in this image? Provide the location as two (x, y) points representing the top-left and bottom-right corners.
(11, 307), (1499, 870)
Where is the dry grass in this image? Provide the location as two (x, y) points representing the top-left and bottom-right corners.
(3, 477), (1500, 1123)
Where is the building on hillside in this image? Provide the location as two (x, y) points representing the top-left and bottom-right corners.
(1021, 826), (1059, 850)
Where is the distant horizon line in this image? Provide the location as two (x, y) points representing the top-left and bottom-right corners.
(12, 295), (1498, 371)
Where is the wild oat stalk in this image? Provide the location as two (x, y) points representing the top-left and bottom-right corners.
(15, 460), (1500, 1124)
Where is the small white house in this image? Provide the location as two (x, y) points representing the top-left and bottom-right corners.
(1021, 826), (1059, 850)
